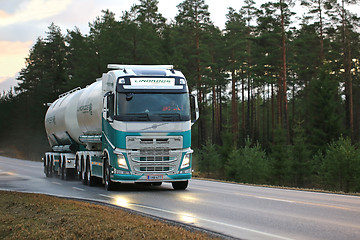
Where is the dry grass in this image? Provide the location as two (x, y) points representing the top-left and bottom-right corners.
(0, 191), (219, 240)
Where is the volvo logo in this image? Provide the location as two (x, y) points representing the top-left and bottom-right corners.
(141, 123), (169, 131)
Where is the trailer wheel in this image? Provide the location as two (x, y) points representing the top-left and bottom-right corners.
(44, 156), (50, 177)
(172, 181), (188, 190)
(49, 157), (53, 177)
(44, 155), (48, 176)
(104, 158), (115, 191)
(75, 156), (80, 180)
(81, 157), (88, 185)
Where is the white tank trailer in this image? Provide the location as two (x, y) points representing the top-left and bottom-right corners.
(45, 80), (103, 151)
(43, 64), (199, 191)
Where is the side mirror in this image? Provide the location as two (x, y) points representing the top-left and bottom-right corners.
(190, 94), (199, 125)
(104, 92), (114, 122)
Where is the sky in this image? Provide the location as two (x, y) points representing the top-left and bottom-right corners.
(0, 0), (357, 93)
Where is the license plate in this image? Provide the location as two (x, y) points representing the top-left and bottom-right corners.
(147, 175), (163, 180)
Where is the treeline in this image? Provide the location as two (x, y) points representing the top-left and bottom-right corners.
(1, 0), (360, 192)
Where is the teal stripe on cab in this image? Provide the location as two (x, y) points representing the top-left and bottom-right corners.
(103, 119), (191, 149)
(167, 130), (191, 148)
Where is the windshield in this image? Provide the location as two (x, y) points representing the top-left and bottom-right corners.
(116, 93), (190, 121)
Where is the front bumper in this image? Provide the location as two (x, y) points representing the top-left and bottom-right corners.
(110, 172), (192, 183)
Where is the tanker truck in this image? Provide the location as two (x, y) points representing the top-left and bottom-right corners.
(43, 64), (199, 190)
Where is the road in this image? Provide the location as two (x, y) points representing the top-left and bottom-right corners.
(1, 156), (360, 240)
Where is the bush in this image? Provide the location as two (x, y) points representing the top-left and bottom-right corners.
(196, 141), (222, 178)
(321, 137), (360, 193)
(225, 138), (268, 184)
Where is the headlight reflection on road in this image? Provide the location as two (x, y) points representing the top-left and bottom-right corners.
(179, 194), (199, 203)
(178, 212), (197, 224)
(113, 196), (130, 208)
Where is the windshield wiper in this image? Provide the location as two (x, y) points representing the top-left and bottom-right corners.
(121, 113), (150, 121)
(157, 113), (181, 121)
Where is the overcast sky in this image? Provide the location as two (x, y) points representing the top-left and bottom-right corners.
(0, 0), (357, 93)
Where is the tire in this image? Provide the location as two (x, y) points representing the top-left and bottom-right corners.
(152, 182), (162, 186)
(82, 158), (88, 185)
(87, 159), (96, 186)
(172, 181), (188, 190)
(104, 158), (115, 191)
(60, 160), (65, 180)
(49, 158), (53, 177)
(75, 157), (80, 180)
(45, 156), (50, 177)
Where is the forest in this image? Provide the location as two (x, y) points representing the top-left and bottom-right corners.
(0, 0), (360, 193)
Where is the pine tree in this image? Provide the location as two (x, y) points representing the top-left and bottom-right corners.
(306, 65), (343, 153)
(175, 0), (212, 145)
(224, 8), (248, 146)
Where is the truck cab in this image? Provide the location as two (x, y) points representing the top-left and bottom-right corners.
(100, 65), (198, 190)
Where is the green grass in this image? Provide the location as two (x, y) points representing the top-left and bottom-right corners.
(0, 191), (219, 240)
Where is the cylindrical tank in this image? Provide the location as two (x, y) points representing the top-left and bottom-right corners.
(44, 80), (103, 148)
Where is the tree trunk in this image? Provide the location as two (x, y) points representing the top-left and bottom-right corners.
(318, 0), (324, 62)
(342, 0), (354, 142)
(241, 69), (245, 136)
(231, 67), (239, 147)
(280, 0), (289, 142)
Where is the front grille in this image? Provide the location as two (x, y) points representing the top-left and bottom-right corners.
(133, 156), (176, 162)
(135, 166), (175, 172)
(140, 149), (169, 156)
(126, 136), (182, 174)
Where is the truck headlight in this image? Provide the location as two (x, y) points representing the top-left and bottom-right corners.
(180, 153), (191, 169)
(117, 154), (128, 169)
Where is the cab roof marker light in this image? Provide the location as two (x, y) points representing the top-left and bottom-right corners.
(107, 64), (174, 70)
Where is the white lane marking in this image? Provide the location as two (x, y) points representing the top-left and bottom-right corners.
(72, 187), (85, 191)
(131, 203), (292, 240)
(52, 182), (62, 185)
(98, 194), (114, 199)
(253, 196), (295, 203)
(0, 171), (19, 176)
(193, 186), (296, 203)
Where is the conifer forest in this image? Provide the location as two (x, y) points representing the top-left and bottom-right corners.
(1, 0), (360, 192)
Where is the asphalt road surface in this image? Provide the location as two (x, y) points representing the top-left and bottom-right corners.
(1, 156), (360, 240)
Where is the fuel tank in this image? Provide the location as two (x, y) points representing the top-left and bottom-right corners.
(44, 80), (103, 149)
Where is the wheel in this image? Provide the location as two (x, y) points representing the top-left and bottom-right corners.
(87, 159), (96, 186)
(152, 182), (162, 186)
(81, 158), (88, 185)
(60, 160), (65, 180)
(49, 158), (53, 177)
(172, 181), (188, 190)
(44, 156), (50, 177)
(75, 156), (80, 180)
(104, 158), (115, 191)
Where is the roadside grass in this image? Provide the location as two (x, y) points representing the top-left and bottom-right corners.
(0, 191), (219, 240)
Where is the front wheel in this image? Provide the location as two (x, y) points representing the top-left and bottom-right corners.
(104, 159), (115, 191)
(172, 181), (188, 190)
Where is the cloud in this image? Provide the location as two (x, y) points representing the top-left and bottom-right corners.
(0, 41), (33, 77)
(0, 76), (18, 93)
(0, 40), (33, 55)
(0, 0), (72, 26)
